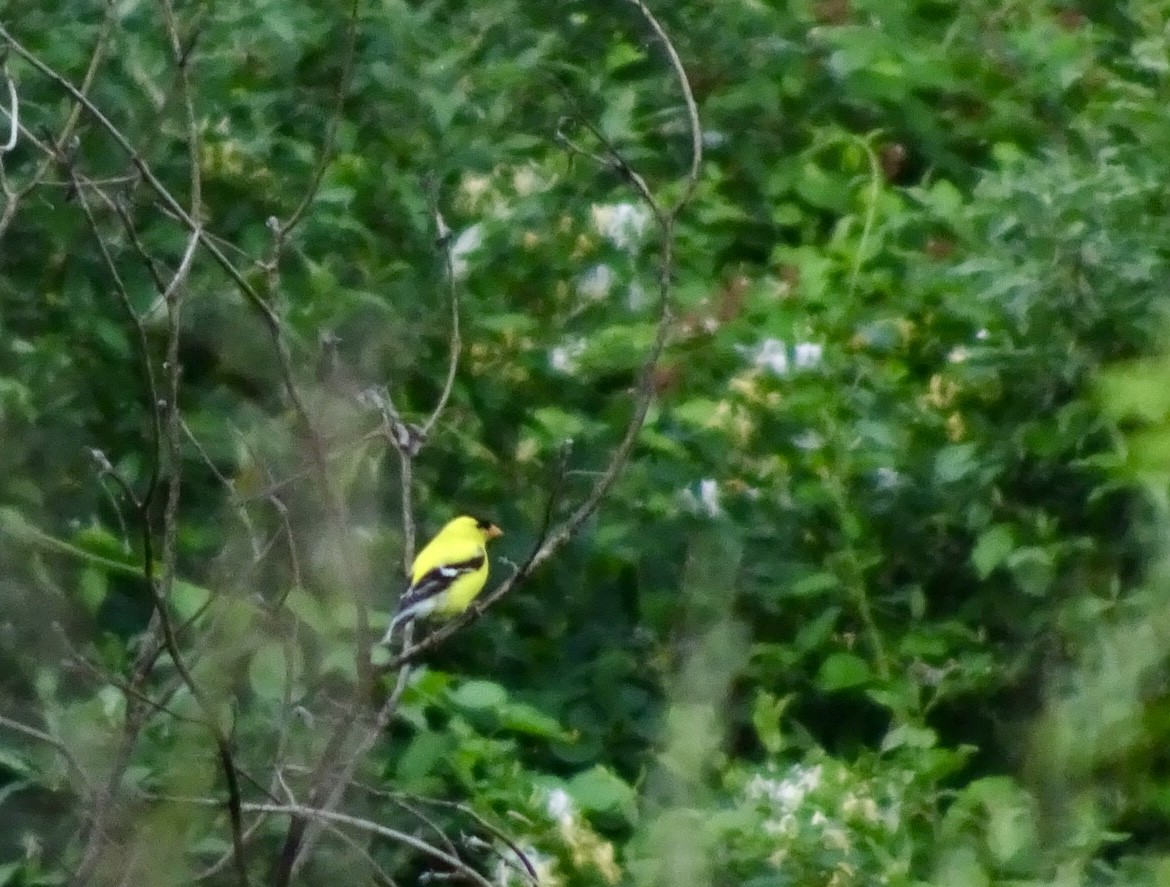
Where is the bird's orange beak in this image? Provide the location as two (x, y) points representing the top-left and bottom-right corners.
(485, 524), (504, 540)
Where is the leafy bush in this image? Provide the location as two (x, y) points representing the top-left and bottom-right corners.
(3, 1), (1170, 886)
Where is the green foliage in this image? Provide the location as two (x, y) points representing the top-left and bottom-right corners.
(3, 1), (1170, 885)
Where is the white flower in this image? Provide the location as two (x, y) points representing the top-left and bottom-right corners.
(975, 328), (990, 340)
(591, 202), (651, 251)
(577, 264), (614, 300)
(450, 224), (483, 281)
(796, 764), (823, 793)
(702, 130), (727, 148)
(742, 339), (823, 376)
(512, 164), (545, 196)
(793, 430), (823, 451)
(762, 813), (798, 837)
(858, 797), (880, 824)
(947, 346), (969, 363)
(746, 764), (823, 813)
(793, 342), (823, 369)
(745, 773), (775, 801)
(460, 174), (492, 207)
(698, 479), (721, 516)
(750, 338), (789, 376)
(495, 846), (557, 887)
(680, 479), (722, 517)
(626, 281), (650, 310)
(822, 826), (850, 852)
(546, 788), (575, 826)
(549, 338), (586, 374)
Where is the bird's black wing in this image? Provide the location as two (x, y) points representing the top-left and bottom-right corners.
(395, 553), (486, 614)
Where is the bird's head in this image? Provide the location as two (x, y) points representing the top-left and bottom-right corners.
(446, 514), (504, 542)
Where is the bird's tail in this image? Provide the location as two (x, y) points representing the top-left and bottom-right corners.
(378, 608), (413, 647)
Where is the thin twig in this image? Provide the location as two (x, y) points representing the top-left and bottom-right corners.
(180, 418), (263, 556)
(69, 172), (174, 887)
(627, 0), (702, 212)
(372, 793), (540, 886)
(1, 61), (17, 152)
(283, 651), (414, 880)
(0, 713), (93, 794)
(418, 194), (461, 441)
(253, 803), (495, 887)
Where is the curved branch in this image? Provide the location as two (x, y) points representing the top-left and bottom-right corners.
(0, 714), (93, 794)
(1, 61), (17, 152)
(418, 201), (461, 442)
(626, 0), (702, 215)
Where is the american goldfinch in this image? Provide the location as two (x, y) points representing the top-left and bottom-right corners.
(380, 515), (503, 645)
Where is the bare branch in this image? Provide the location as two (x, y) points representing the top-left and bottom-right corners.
(1, 60), (17, 152)
(157, 0), (202, 218)
(369, 793), (540, 887)
(418, 194), (462, 442)
(180, 418), (264, 558)
(277, 651), (414, 881)
(256, 803), (496, 887)
(0, 713), (93, 794)
(626, 0), (703, 213)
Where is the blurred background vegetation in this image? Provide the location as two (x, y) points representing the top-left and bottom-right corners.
(3, 0), (1170, 885)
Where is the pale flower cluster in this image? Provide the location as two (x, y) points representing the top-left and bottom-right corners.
(741, 338), (825, 376)
(495, 788), (620, 887)
(591, 202), (651, 251)
(680, 478), (722, 517)
(742, 758), (904, 881)
(453, 164), (556, 280)
(548, 337), (587, 374)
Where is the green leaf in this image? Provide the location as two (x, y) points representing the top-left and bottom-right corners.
(0, 747), (33, 777)
(790, 571), (840, 598)
(499, 702), (568, 739)
(934, 443), (978, 483)
(0, 862), (22, 887)
(531, 407), (587, 439)
(792, 606), (841, 653)
(1098, 356), (1170, 422)
(816, 652), (872, 691)
(567, 765), (637, 821)
(971, 524), (1015, 579)
(672, 398), (724, 430)
(881, 723), (938, 753)
(1006, 546), (1054, 597)
(396, 730), (451, 782)
(247, 642), (301, 701)
(605, 42), (645, 73)
(72, 524), (127, 560)
(932, 845), (990, 887)
(450, 679), (508, 711)
(171, 580), (212, 621)
(283, 587), (330, 634)
(78, 567), (108, 613)
(965, 777), (1037, 866)
(751, 690), (791, 754)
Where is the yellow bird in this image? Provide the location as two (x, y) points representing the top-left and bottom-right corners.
(380, 515), (503, 644)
